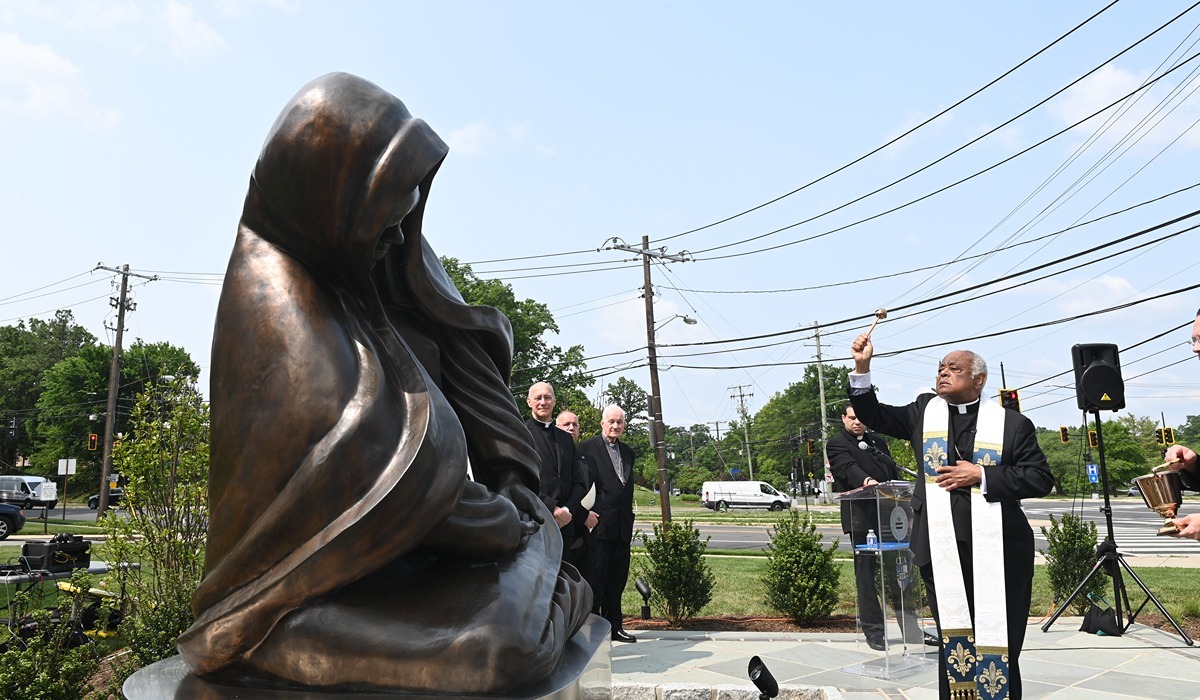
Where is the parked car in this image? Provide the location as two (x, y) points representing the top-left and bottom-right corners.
(87, 488), (124, 509)
(0, 502), (25, 540)
(1126, 485), (1140, 497)
(0, 475), (57, 510)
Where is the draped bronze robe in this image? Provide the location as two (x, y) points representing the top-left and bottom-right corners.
(177, 72), (590, 694)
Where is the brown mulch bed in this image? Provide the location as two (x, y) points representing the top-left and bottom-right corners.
(624, 614), (860, 634)
(625, 612), (1200, 638)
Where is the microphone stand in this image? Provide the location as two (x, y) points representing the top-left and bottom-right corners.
(858, 439), (919, 479)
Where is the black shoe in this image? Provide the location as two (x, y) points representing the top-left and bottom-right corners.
(611, 630), (637, 643)
(924, 632), (940, 647)
(865, 636), (886, 651)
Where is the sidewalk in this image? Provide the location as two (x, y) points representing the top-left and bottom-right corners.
(612, 618), (1200, 699)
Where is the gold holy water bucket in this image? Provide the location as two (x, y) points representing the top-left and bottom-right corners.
(1133, 469), (1183, 536)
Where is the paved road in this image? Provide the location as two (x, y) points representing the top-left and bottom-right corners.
(19, 504), (114, 524)
(668, 498), (1200, 558)
(1024, 497), (1200, 557)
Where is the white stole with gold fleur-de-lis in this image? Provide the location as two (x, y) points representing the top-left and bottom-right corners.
(922, 396), (1011, 700)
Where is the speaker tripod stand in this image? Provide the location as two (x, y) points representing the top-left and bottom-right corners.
(1041, 413), (1193, 645)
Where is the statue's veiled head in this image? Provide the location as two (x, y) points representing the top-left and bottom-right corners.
(244, 72), (448, 289)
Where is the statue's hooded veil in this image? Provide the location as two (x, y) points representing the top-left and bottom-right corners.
(179, 73), (584, 694)
(183, 72), (466, 669)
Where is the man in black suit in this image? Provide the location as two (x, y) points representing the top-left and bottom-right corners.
(576, 404), (637, 643)
(849, 335), (1053, 700)
(525, 383), (585, 550)
(556, 410), (599, 581)
(827, 404), (923, 651)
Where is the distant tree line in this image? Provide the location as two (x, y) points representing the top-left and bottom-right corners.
(1, 268), (1184, 501)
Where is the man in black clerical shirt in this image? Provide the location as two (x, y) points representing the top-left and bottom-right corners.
(827, 404), (926, 651)
(848, 335), (1053, 700)
(576, 405), (637, 643)
(525, 382), (585, 549)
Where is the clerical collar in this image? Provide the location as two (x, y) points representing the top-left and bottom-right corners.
(948, 398), (981, 415)
(536, 419), (552, 429)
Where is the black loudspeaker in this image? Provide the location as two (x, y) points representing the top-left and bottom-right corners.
(1071, 343), (1125, 412)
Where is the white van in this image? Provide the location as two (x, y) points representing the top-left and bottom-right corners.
(0, 475), (58, 510)
(701, 480), (789, 512)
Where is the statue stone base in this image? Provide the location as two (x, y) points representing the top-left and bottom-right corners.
(125, 616), (611, 700)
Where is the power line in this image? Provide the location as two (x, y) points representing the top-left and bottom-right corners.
(660, 282), (1200, 370)
(691, 47), (1200, 263)
(654, 212), (1198, 352)
(650, 0), (1129, 244)
(661, 183), (1200, 295)
(404, 2), (1172, 271)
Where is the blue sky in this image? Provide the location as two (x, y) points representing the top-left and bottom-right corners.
(2, 1), (1199, 443)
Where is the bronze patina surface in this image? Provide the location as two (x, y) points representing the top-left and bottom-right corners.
(177, 72), (590, 695)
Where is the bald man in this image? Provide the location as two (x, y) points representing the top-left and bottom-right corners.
(577, 405), (637, 643)
(849, 337), (1053, 699)
(557, 410), (600, 583)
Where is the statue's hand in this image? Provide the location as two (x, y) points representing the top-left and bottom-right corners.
(497, 478), (545, 524)
(501, 482), (543, 542)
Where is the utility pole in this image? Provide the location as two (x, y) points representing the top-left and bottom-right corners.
(709, 420), (729, 475)
(604, 235), (691, 523)
(94, 264), (157, 515)
(730, 384), (754, 479)
(813, 323), (830, 503)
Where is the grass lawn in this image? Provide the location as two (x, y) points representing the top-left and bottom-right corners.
(622, 553), (1200, 623)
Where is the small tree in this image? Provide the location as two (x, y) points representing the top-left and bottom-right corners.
(1040, 512), (1101, 615)
(0, 570), (102, 700)
(634, 520), (715, 625)
(97, 374), (209, 688)
(763, 510), (840, 624)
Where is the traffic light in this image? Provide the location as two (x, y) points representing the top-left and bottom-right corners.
(1059, 426), (1070, 443)
(4, 418), (15, 439)
(1155, 428), (1166, 445)
(1165, 427), (1176, 444)
(87, 433), (99, 451)
(999, 388), (1021, 412)
(805, 438), (816, 455)
(1088, 430), (1099, 448)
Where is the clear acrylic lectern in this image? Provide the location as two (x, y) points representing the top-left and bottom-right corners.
(834, 479), (934, 680)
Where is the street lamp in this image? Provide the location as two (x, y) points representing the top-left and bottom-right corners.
(645, 308), (697, 524)
(603, 234), (693, 524)
(655, 314), (697, 331)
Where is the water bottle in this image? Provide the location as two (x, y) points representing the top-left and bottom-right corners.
(866, 529), (877, 549)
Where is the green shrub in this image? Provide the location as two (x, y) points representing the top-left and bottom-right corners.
(634, 519), (715, 624)
(680, 494), (700, 502)
(1040, 512), (1100, 615)
(92, 374), (209, 694)
(762, 510), (840, 624)
(0, 570), (102, 700)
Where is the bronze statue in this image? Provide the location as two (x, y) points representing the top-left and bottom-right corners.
(177, 72), (591, 694)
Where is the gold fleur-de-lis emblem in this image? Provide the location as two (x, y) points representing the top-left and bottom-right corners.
(978, 661), (1008, 697)
(924, 442), (947, 468)
(947, 642), (974, 676)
